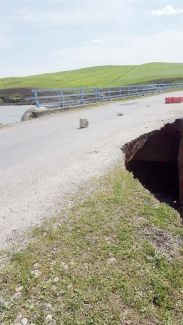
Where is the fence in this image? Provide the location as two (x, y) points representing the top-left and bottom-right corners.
(30, 83), (183, 109)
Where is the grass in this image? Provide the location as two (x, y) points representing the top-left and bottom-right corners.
(0, 165), (183, 324)
(1, 62), (183, 89)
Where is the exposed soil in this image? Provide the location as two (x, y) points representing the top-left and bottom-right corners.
(0, 88), (33, 105)
(122, 119), (182, 211)
(142, 226), (182, 260)
(0, 87), (32, 97)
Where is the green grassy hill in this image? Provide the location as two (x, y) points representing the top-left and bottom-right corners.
(1, 62), (183, 89)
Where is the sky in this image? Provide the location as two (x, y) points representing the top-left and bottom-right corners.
(1, 0), (183, 77)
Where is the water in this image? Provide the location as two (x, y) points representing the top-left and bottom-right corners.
(0, 105), (35, 125)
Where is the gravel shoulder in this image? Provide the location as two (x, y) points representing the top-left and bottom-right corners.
(0, 92), (183, 248)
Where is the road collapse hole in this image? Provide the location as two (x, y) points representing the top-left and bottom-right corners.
(122, 120), (182, 211)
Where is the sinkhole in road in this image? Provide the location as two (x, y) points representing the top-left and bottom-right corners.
(122, 119), (183, 212)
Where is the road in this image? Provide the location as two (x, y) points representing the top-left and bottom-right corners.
(1, 92), (183, 247)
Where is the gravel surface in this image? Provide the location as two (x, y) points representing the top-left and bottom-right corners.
(1, 92), (183, 248)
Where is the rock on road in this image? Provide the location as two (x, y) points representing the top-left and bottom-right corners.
(1, 92), (183, 247)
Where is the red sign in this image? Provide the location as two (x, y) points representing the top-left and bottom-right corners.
(165, 97), (183, 104)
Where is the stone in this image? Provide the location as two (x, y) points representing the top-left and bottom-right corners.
(63, 264), (69, 272)
(46, 303), (53, 310)
(104, 236), (114, 243)
(16, 314), (23, 321)
(33, 263), (40, 269)
(15, 286), (23, 293)
(107, 257), (117, 265)
(80, 119), (89, 129)
(21, 318), (28, 325)
(51, 285), (57, 292)
(12, 292), (22, 300)
(45, 314), (53, 323)
(31, 270), (42, 278)
(53, 277), (60, 283)
(21, 109), (34, 121)
(117, 113), (124, 116)
(67, 284), (73, 290)
(69, 261), (75, 267)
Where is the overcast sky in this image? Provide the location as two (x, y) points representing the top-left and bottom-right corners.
(1, 0), (183, 77)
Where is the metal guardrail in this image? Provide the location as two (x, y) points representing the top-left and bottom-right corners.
(29, 83), (183, 109)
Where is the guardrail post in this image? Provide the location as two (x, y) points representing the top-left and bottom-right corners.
(94, 88), (97, 102)
(95, 88), (99, 102)
(33, 90), (40, 108)
(127, 87), (130, 97)
(108, 88), (111, 101)
(80, 87), (84, 104)
(60, 89), (64, 107)
(98, 88), (100, 101)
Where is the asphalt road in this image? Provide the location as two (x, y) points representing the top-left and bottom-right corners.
(1, 92), (183, 247)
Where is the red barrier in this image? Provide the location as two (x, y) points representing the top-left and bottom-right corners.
(165, 97), (183, 104)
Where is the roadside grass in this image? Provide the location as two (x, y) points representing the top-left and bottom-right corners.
(1, 62), (183, 89)
(0, 124), (7, 129)
(0, 165), (183, 324)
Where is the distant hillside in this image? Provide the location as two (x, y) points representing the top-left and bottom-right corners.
(1, 62), (183, 90)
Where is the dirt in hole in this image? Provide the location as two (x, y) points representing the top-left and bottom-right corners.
(122, 119), (182, 211)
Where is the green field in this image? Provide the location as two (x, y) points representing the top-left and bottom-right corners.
(1, 62), (183, 89)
